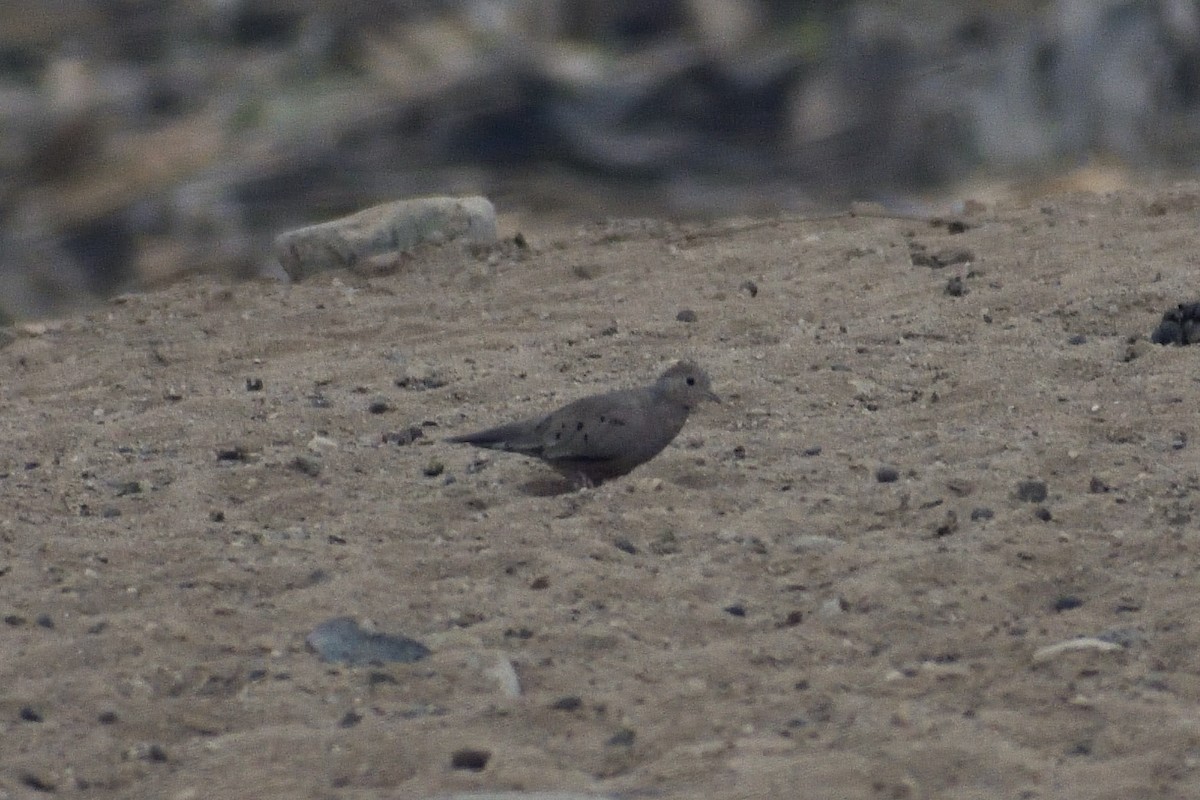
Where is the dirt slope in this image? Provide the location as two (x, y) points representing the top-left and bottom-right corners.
(4, 187), (1200, 799)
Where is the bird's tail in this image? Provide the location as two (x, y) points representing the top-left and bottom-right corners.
(445, 419), (536, 451)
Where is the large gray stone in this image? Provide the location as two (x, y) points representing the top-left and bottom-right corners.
(274, 195), (496, 280)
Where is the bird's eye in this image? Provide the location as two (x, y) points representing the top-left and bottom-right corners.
(686, 377), (695, 386)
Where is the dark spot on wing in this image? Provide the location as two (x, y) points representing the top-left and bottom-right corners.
(576, 421), (584, 431)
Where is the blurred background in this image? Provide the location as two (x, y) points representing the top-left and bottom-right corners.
(3, 0), (1200, 317)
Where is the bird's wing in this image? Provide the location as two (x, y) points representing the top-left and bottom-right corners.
(536, 391), (648, 462)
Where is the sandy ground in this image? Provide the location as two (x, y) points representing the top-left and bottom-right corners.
(5, 185), (1200, 800)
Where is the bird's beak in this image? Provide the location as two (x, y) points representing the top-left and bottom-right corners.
(706, 390), (722, 404)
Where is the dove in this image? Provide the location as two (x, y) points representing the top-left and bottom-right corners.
(446, 360), (719, 487)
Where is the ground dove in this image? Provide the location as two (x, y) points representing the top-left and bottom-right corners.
(446, 360), (719, 486)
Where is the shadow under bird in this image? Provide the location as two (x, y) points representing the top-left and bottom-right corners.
(446, 360), (720, 487)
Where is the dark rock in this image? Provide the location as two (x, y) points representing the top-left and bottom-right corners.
(607, 728), (636, 746)
(1054, 595), (1083, 612)
(216, 446), (248, 462)
(551, 696), (583, 711)
(1015, 479), (1047, 502)
(450, 748), (490, 771)
(1152, 301), (1200, 345)
(305, 616), (430, 665)
(613, 537), (638, 554)
(876, 465), (900, 483)
(20, 773), (55, 792)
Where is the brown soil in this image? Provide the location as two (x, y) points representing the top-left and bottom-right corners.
(4, 186), (1200, 799)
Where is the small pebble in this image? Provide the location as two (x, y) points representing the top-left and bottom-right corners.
(876, 465), (900, 483)
(740, 280), (759, 298)
(485, 657), (522, 698)
(613, 538), (637, 555)
(607, 728), (636, 746)
(551, 696), (583, 711)
(1054, 596), (1084, 612)
(970, 507), (994, 521)
(21, 774), (55, 792)
(933, 510), (958, 537)
(450, 748), (491, 771)
(1016, 480), (1047, 503)
(290, 456), (321, 477)
(571, 262), (602, 279)
(384, 426), (424, 446)
(779, 610), (804, 627)
(818, 597), (848, 619)
(1032, 637), (1121, 664)
(676, 308), (698, 323)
